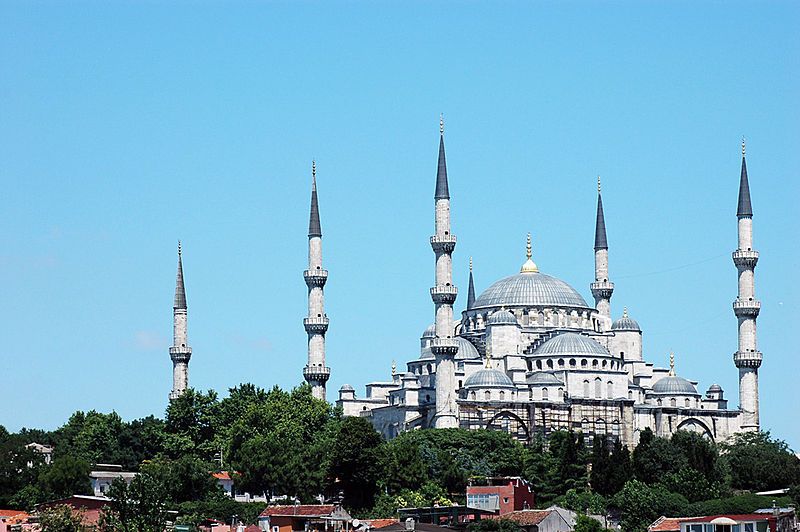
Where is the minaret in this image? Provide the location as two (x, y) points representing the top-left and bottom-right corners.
(732, 139), (761, 431)
(430, 116), (459, 428)
(466, 257), (476, 311)
(591, 176), (614, 329)
(303, 160), (331, 401)
(169, 241), (192, 400)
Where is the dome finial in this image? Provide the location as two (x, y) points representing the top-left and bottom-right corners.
(520, 233), (539, 273)
(440, 114), (444, 135)
(178, 239), (182, 257)
(742, 136), (746, 157)
(597, 174), (601, 193)
(391, 359), (397, 376)
(469, 256), (473, 272)
(312, 159), (316, 180)
(669, 352), (676, 376)
(485, 346), (492, 369)
(623, 306), (628, 318)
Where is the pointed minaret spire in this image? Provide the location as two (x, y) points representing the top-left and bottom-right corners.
(591, 175), (614, 326)
(430, 116), (459, 429)
(169, 241), (192, 400)
(309, 160), (322, 237)
(303, 161), (330, 401)
(466, 257), (476, 311)
(732, 139), (761, 431)
(669, 352), (676, 376)
(737, 138), (753, 217)
(435, 114), (450, 200)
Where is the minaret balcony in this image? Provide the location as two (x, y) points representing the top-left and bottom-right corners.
(590, 281), (615, 300)
(303, 365), (331, 382)
(169, 346), (192, 363)
(430, 235), (457, 253)
(733, 299), (761, 318)
(732, 250), (759, 268)
(304, 269), (329, 287)
(733, 350), (762, 369)
(430, 337), (459, 356)
(303, 316), (330, 334)
(430, 285), (458, 304)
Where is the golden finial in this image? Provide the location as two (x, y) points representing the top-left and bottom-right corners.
(312, 159), (316, 179)
(391, 360), (397, 376)
(440, 114), (444, 134)
(520, 233), (539, 273)
(469, 256), (473, 272)
(597, 175), (601, 194)
(742, 137), (746, 157)
(623, 306), (628, 318)
(485, 346), (492, 369)
(178, 240), (182, 257)
(669, 352), (675, 376)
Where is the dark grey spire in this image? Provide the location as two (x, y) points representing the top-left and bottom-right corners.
(435, 116), (450, 200)
(594, 177), (608, 251)
(737, 140), (753, 218)
(309, 160), (322, 237)
(467, 257), (476, 310)
(174, 241), (187, 310)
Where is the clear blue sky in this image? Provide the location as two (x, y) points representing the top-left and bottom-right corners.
(1, 2), (798, 447)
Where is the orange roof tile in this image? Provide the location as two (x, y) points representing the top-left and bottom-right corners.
(490, 510), (552, 526)
(260, 505), (336, 517)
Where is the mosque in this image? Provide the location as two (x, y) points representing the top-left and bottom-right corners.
(167, 120), (763, 448)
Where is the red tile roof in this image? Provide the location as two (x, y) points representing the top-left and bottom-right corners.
(683, 515), (772, 523)
(366, 518), (400, 529)
(490, 510), (552, 526)
(0, 509), (25, 517)
(649, 517), (697, 532)
(260, 505), (336, 517)
(212, 471), (232, 481)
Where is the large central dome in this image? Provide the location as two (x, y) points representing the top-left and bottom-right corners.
(473, 272), (590, 310)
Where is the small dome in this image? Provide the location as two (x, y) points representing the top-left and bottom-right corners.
(612, 308), (641, 331)
(422, 323), (436, 339)
(455, 337), (481, 360)
(421, 336), (480, 361)
(487, 309), (518, 326)
(340, 384), (354, 391)
(527, 372), (564, 386)
(652, 375), (698, 395)
(464, 368), (514, 388)
(533, 332), (609, 356)
(707, 384), (723, 392)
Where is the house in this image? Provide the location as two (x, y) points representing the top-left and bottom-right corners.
(211, 471), (268, 503)
(649, 517), (697, 532)
(489, 509), (572, 532)
(24, 443), (53, 466)
(257, 504), (352, 532)
(89, 464), (137, 496)
(650, 511), (798, 532)
(0, 510), (29, 532)
(466, 477), (535, 515)
(37, 495), (112, 529)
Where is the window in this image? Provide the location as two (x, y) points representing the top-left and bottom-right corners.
(689, 525), (703, 532)
(458, 380), (463, 388)
(685, 398), (691, 408)
(499, 391), (505, 401)
(470, 391), (476, 400)
(607, 381), (613, 399)
(628, 390), (633, 400)
(670, 398), (677, 407)
(570, 359), (576, 367)
(594, 377), (602, 399)
(744, 524), (754, 532)
(581, 359), (588, 367)
(547, 359), (553, 369)
(542, 387), (548, 400)
(485, 391), (491, 401)
(557, 387), (564, 400)
(536, 360), (542, 370)
(583, 380), (590, 397)
(273, 527), (280, 532)
(558, 358), (564, 367)
(592, 359), (599, 368)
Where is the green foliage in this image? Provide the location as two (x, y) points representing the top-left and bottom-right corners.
(382, 438), (429, 494)
(574, 514), (605, 532)
(370, 481), (453, 518)
(611, 479), (688, 532)
(559, 488), (607, 515)
(165, 389), (221, 460)
(590, 436), (632, 496)
(720, 431), (800, 491)
(175, 498), (266, 527)
(40, 456), (92, 499)
(326, 416), (385, 511)
(38, 504), (84, 532)
(0, 436), (45, 507)
(632, 428), (688, 484)
(467, 518), (521, 532)
(101, 472), (171, 532)
(141, 455), (221, 503)
(683, 493), (794, 516)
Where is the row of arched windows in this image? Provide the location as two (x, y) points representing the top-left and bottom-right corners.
(530, 357), (621, 371)
(583, 378), (615, 399)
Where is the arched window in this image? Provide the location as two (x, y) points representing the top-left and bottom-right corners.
(628, 390), (633, 400)
(458, 380), (463, 388)
(546, 359), (553, 369)
(499, 391), (505, 401)
(657, 398), (662, 406)
(581, 359), (588, 367)
(542, 387), (549, 401)
(570, 359), (576, 368)
(592, 359), (599, 368)
(558, 387), (564, 400)
(536, 360), (542, 370)
(470, 391), (476, 400)
(607, 381), (613, 399)
(594, 377), (602, 399)
(583, 380), (590, 397)
(685, 398), (691, 408)
(602, 360), (607, 368)
(485, 390), (491, 401)
(426, 363), (432, 374)
(558, 359), (565, 367)
(670, 398), (677, 407)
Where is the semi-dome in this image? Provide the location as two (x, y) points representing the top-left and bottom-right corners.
(487, 308), (518, 326)
(533, 332), (609, 356)
(420, 336), (481, 361)
(473, 272), (589, 310)
(651, 375), (698, 395)
(422, 323), (436, 339)
(612, 308), (641, 331)
(527, 372), (564, 386)
(464, 368), (514, 388)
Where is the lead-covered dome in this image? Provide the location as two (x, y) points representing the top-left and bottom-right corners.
(420, 336), (480, 361)
(533, 332), (609, 356)
(487, 308), (518, 326)
(612, 308), (641, 331)
(464, 368), (514, 388)
(473, 272), (589, 310)
(652, 375), (698, 395)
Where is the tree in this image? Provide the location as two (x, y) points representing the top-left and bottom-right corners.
(40, 456), (92, 499)
(141, 455), (221, 503)
(382, 438), (429, 494)
(522, 434), (560, 504)
(611, 480), (687, 532)
(38, 504), (84, 532)
(0, 436), (45, 507)
(560, 488), (607, 515)
(51, 411), (127, 465)
(549, 431), (589, 493)
(164, 389), (220, 460)
(467, 518), (521, 532)
(326, 416), (385, 510)
(720, 431), (800, 491)
(101, 472), (170, 532)
(631, 429), (687, 484)
(574, 514), (605, 532)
